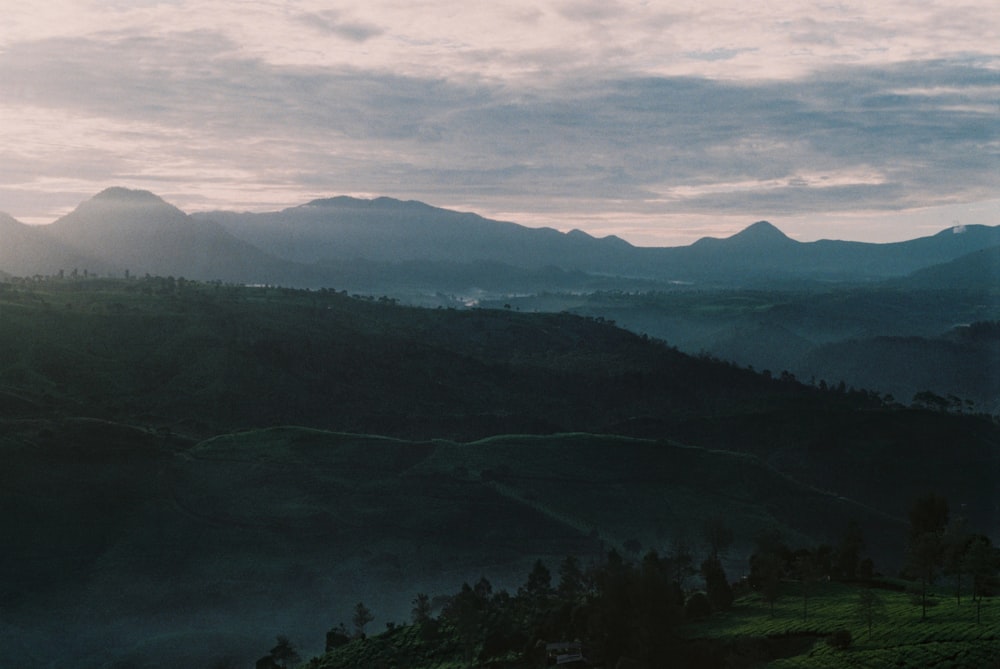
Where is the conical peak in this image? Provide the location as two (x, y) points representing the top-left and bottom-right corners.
(730, 220), (791, 242)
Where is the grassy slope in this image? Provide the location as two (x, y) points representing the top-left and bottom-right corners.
(683, 581), (1000, 668)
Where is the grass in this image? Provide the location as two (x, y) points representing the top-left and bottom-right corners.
(683, 580), (1000, 668)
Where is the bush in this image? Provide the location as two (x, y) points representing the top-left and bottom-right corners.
(685, 591), (712, 620)
(826, 629), (852, 650)
(325, 627), (351, 651)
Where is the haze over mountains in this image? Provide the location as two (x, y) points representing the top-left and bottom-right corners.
(2, 187), (999, 292)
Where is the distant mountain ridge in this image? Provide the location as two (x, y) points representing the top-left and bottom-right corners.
(196, 194), (1000, 284)
(1, 188), (998, 289)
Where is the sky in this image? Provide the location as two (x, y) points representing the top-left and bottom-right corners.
(0, 1), (998, 246)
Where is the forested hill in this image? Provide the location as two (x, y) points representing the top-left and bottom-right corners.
(0, 275), (870, 441)
(1, 275), (996, 531)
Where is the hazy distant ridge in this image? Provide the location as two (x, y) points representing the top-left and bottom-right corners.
(197, 194), (1000, 283)
(2, 187), (998, 288)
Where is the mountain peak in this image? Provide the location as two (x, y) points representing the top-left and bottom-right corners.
(91, 187), (168, 205)
(691, 220), (795, 249)
(730, 220), (792, 243)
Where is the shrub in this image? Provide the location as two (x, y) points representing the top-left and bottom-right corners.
(826, 629), (852, 650)
(685, 591), (712, 620)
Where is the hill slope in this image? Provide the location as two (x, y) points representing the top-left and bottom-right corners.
(0, 424), (904, 668)
(0, 211), (109, 276)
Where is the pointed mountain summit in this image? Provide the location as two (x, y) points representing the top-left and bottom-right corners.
(692, 220), (796, 249)
(729, 220), (795, 244)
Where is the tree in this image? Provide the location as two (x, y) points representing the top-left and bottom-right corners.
(909, 493), (949, 540)
(352, 601), (374, 638)
(964, 534), (1000, 624)
(703, 516), (734, 561)
(908, 532), (943, 620)
(623, 537), (643, 560)
(834, 519), (865, 580)
(411, 592), (432, 626)
(267, 636), (300, 669)
(748, 529), (787, 617)
(794, 551), (824, 621)
(701, 556), (733, 612)
(557, 555), (585, 602)
(905, 493), (949, 620)
(856, 588), (884, 639)
(325, 624), (351, 652)
(441, 583), (484, 665)
(753, 552), (783, 616)
(942, 516), (970, 605)
(667, 536), (697, 592)
(519, 559), (554, 602)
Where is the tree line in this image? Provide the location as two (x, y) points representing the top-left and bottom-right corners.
(257, 498), (999, 668)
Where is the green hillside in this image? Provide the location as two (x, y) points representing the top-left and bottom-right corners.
(0, 276), (997, 668)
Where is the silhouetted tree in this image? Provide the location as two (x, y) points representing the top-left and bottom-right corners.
(267, 636), (300, 669)
(352, 601), (374, 638)
(519, 559), (554, 602)
(942, 516), (971, 605)
(703, 516), (734, 561)
(835, 519), (865, 579)
(557, 555), (585, 602)
(623, 537), (642, 560)
(856, 587), (884, 639)
(964, 534), (1000, 623)
(325, 624), (351, 652)
(701, 556), (733, 612)
(667, 536), (697, 591)
(905, 493), (949, 620)
(411, 592), (432, 626)
(749, 529), (787, 616)
(754, 552), (783, 616)
(441, 583), (485, 665)
(794, 550), (824, 621)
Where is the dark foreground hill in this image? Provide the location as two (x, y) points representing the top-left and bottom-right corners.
(0, 425), (904, 668)
(0, 277), (997, 668)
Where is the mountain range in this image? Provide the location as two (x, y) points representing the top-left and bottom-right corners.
(2, 187), (998, 291)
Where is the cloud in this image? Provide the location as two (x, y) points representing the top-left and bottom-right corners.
(0, 3), (997, 241)
(295, 10), (383, 42)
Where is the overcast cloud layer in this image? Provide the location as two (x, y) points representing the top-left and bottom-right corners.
(1, 1), (998, 244)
